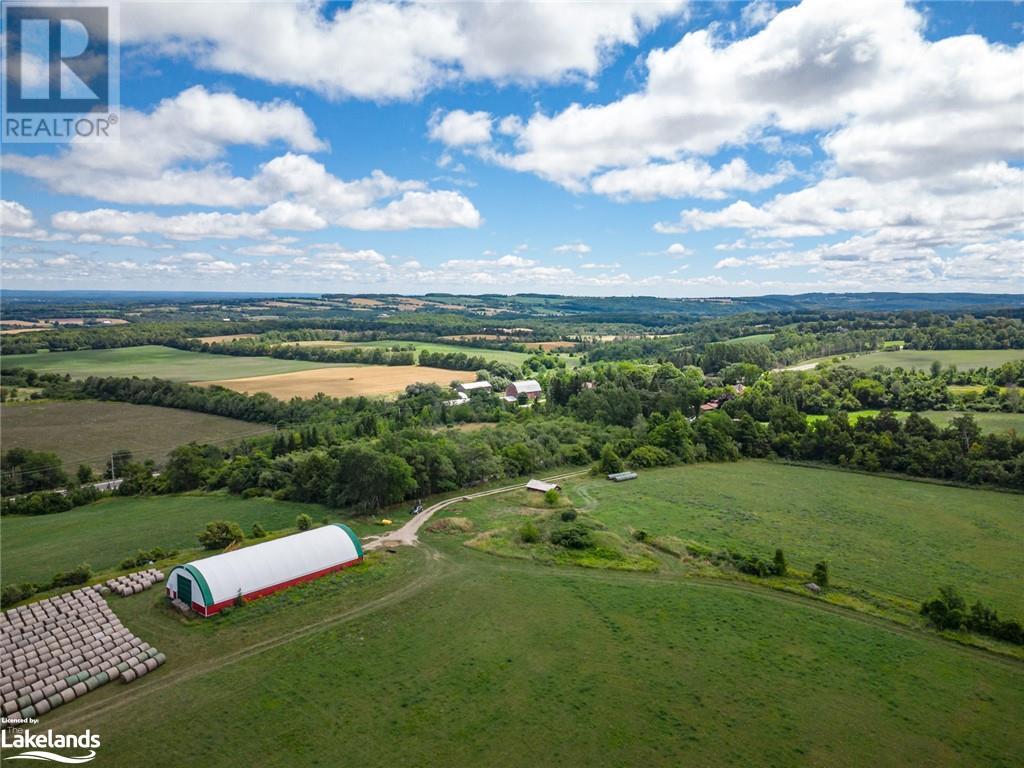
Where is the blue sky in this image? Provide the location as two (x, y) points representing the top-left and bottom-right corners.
(1, 0), (1021, 296)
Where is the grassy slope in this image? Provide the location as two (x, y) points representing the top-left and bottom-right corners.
(454, 463), (1024, 615)
(0, 493), (376, 585)
(806, 409), (1024, 433)
(726, 332), (775, 344)
(920, 410), (1024, 432)
(800, 349), (1024, 371)
(291, 338), (581, 368)
(47, 544), (1024, 768)
(0, 345), (336, 381)
(0, 400), (266, 470)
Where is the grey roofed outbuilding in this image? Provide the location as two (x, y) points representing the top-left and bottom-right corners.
(526, 479), (561, 492)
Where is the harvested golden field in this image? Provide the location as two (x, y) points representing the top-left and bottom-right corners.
(442, 334), (503, 341)
(200, 365), (475, 399)
(523, 340), (577, 351)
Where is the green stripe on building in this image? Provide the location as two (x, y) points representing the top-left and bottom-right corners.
(183, 564), (214, 606)
(333, 523), (364, 558)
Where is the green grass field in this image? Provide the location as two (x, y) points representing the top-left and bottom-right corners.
(290, 338), (580, 368)
(0, 493), (375, 586)
(0, 400), (266, 470)
(726, 332), (775, 344)
(450, 463), (1024, 615)
(922, 410), (1023, 433)
(949, 384), (1010, 397)
(829, 349), (1023, 371)
(806, 409), (1024, 434)
(44, 543), (1024, 767)
(0, 345), (338, 381)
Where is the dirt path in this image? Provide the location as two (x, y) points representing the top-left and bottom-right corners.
(362, 470), (589, 551)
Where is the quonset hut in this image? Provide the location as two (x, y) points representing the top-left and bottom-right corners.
(166, 524), (363, 617)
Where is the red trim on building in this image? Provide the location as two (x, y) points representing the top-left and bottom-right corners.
(174, 557), (363, 617)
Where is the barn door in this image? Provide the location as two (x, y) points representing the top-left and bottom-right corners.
(177, 573), (192, 606)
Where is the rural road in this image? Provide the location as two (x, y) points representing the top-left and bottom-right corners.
(362, 470), (589, 551)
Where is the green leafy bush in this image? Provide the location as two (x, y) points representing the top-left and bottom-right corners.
(120, 547), (178, 570)
(519, 521), (540, 543)
(296, 513), (313, 531)
(198, 520), (244, 550)
(920, 586), (1022, 644)
(773, 548), (787, 576)
(626, 445), (674, 468)
(550, 523), (592, 550)
(50, 563), (91, 589)
(1, 583), (38, 608)
(812, 561), (830, 587)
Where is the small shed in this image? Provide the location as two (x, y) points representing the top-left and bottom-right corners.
(526, 479), (561, 493)
(607, 471), (638, 482)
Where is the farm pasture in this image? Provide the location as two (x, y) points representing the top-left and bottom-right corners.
(193, 334), (260, 343)
(283, 338), (577, 367)
(0, 400), (265, 470)
(805, 409), (1024, 434)
(200, 365), (476, 399)
(0, 493), (371, 587)
(446, 462), (1024, 615)
(0, 345), (335, 381)
(791, 349), (1023, 371)
(41, 543), (1024, 768)
(726, 333), (775, 344)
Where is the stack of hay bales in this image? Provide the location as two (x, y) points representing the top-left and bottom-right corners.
(0, 588), (165, 721)
(104, 568), (164, 597)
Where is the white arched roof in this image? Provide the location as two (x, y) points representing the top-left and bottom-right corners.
(170, 524), (363, 608)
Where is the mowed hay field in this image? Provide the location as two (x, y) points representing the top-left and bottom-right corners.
(286, 338), (579, 367)
(806, 409), (1024, 434)
(0, 345), (336, 381)
(922, 410), (1024, 432)
(46, 545), (1024, 767)
(529, 463), (1022, 615)
(0, 400), (264, 470)
(727, 332), (775, 344)
(0, 493), (372, 586)
(201, 365), (476, 399)
(820, 349), (1023, 371)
